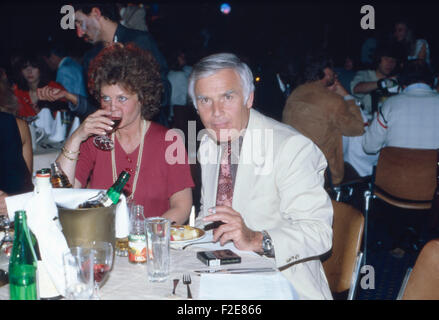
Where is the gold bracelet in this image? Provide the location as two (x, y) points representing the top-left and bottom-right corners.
(62, 147), (80, 155)
(61, 150), (79, 161)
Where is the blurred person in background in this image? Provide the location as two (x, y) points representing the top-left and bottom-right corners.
(0, 75), (33, 215)
(350, 45), (399, 121)
(392, 20), (431, 67)
(12, 54), (65, 118)
(283, 51), (364, 186)
(38, 3), (171, 126)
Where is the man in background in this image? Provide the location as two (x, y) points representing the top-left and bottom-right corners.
(283, 52), (364, 186)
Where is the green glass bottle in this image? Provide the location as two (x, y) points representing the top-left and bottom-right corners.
(8, 210), (38, 300)
(79, 171), (131, 208)
(106, 171), (131, 204)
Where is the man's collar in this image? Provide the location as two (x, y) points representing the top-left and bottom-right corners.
(403, 83), (433, 93)
(113, 23), (125, 43)
(58, 57), (68, 69)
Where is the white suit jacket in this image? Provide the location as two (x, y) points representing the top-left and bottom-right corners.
(197, 109), (333, 300)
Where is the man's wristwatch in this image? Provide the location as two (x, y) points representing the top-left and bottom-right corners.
(261, 230), (275, 257)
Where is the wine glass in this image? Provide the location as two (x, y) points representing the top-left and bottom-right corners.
(93, 110), (123, 151)
(90, 241), (114, 300)
(63, 247), (95, 300)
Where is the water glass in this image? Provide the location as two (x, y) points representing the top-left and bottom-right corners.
(63, 247), (95, 300)
(145, 217), (170, 282)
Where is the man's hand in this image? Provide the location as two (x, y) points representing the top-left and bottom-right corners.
(328, 79), (349, 97)
(203, 206), (263, 252)
(36, 86), (68, 102)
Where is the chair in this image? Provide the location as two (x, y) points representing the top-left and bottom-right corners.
(325, 162), (371, 206)
(396, 239), (439, 300)
(323, 200), (364, 300)
(363, 147), (438, 264)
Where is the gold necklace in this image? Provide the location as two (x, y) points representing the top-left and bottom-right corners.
(111, 120), (146, 201)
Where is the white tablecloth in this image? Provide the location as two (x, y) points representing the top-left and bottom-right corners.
(0, 239), (297, 300)
(100, 241), (285, 300)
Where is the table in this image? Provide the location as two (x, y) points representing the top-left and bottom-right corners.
(100, 242), (281, 300)
(0, 239), (296, 300)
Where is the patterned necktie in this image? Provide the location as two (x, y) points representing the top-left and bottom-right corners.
(216, 143), (233, 207)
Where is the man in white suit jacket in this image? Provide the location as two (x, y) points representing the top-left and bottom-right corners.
(188, 53), (333, 300)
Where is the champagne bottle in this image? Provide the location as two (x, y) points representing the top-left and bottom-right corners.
(9, 210), (38, 300)
(79, 171), (131, 208)
(50, 162), (72, 188)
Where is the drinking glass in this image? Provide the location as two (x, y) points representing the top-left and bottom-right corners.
(90, 241), (113, 300)
(93, 110), (123, 151)
(145, 217), (170, 282)
(63, 247), (95, 300)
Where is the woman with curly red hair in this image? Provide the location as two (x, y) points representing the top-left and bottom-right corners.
(57, 43), (194, 223)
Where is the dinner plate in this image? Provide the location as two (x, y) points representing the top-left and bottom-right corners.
(170, 225), (206, 244)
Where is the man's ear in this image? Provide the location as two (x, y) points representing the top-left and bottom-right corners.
(246, 91), (254, 110)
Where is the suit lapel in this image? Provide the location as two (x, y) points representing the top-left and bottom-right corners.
(233, 110), (266, 214)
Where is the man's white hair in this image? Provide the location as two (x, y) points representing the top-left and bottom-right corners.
(188, 53), (255, 109)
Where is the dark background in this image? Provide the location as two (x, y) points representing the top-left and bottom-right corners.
(0, 1), (438, 73)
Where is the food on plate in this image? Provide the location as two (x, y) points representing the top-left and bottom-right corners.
(170, 225), (202, 241)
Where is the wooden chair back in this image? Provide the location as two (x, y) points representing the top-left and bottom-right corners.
(374, 147), (437, 209)
(323, 201), (364, 294)
(402, 239), (439, 300)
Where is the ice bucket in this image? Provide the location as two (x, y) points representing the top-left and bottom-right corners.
(58, 205), (116, 250)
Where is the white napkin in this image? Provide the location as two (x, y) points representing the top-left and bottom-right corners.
(67, 116), (80, 138)
(199, 272), (298, 300)
(5, 186), (70, 296)
(48, 111), (67, 143)
(29, 123), (46, 151)
(34, 108), (54, 136)
(5, 189), (130, 295)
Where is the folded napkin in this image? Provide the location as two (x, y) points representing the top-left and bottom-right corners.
(29, 123), (46, 151)
(48, 111), (67, 143)
(67, 116), (80, 138)
(34, 108), (54, 136)
(5, 184), (69, 296)
(5, 188), (130, 296)
(199, 272), (298, 300)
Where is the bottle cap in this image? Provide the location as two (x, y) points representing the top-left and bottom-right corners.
(36, 168), (51, 178)
(14, 210), (26, 219)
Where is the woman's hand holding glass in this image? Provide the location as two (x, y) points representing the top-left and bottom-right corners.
(70, 109), (121, 149)
(92, 109), (123, 151)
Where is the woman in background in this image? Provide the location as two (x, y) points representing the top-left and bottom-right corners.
(13, 55), (65, 118)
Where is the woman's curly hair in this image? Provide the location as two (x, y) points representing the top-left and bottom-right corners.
(88, 43), (163, 120)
